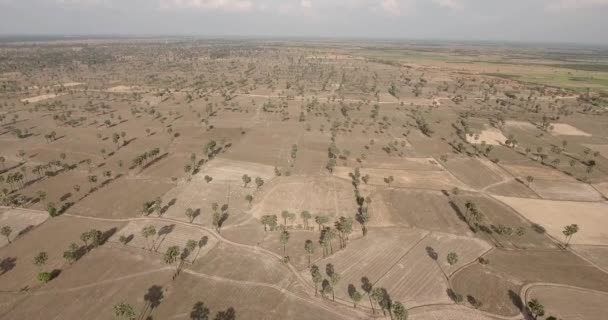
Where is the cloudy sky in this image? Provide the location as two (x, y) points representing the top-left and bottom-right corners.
(0, 0), (606, 44)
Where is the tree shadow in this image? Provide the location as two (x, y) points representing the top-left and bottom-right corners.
(508, 289), (523, 311)
(143, 285), (164, 317)
(50, 269), (62, 280)
(190, 301), (210, 320)
(531, 223), (546, 234)
(121, 234), (135, 245)
(100, 227), (118, 245)
(155, 224), (176, 251)
(213, 307), (235, 320)
(17, 225), (34, 237)
(160, 198), (177, 215)
(425, 246), (438, 260)
(0, 257), (17, 275)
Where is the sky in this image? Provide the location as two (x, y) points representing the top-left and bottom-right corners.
(0, 0), (607, 44)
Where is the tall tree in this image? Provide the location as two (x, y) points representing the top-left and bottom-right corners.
(326, 263), (340, 301)
(300, 211), (312, 229)
(310, 265), (323, 296)
(304, 240), (314, 266)
(562, 224), (579, 246)
(142, 225), (157, 251)
(361, 277), (375, 313)
(163, 245), (181, 275)
(279, 230), (290, 256)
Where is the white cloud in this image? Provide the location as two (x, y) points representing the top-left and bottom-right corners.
(159, 0), (253, 11)
(432, 0), (463, 10)
(546, 0), (608, 11)
(381, 0), (400, 15)
(300, 0), (311, 8)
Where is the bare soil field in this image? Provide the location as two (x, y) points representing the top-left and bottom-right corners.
(527, 285), (608, 320)
(0, 215), (124, 291)
(453, 195), (555, 249)
(493, 195), (608, 245)
(571, 245), (608, 272)
(69, 177), (174, 219)
(442, 157), (510, 189)
(250, 176), (358, 223)
(109, 219), (218, 262)
(0, 208), (49, 247)
(370, 188), (472, 235)
(451, 263), (522, 316)
(374, 232), (491, 307)
(333, 166), (467, 190)
(502, 164), (577, 182)
(550, 123), (592, 136)
(300, 228), (428, 302)
(453, 248), (608, 317)
(529, 179), (604, 201)
(485, 180), (539, 198)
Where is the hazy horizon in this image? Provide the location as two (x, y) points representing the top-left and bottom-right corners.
(0, 0), (607, 45)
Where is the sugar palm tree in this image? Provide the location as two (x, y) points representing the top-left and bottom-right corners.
(304, 240), (314, 266)
(113, 302), (136, 320)
(280, 230), (290, 256)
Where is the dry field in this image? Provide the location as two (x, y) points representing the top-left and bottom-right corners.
(0, 208), (48, 247)
(493, 195), (608, 245)
(526, 285), (608, 320)
(1, 39), (608, 319)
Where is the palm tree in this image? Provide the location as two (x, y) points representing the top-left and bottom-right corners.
(279, 230), (290, 256)
(361, 277), (375, 313)
(255, 177), (264, 189)
(142, 225), (157, 251)
(310, 265), (323, 296)
(281, 210), (290, 226)
(447, 252), (459, 266)
(562, 224), (579, 246)
(392, 301), (408, 320)
(242, 174), (251, 187)
(326, 263), (340, 301)
(527, 299), (545, 319)
(349, 287), (363, 308)
(113, 302), (136, 320)
(163, 245), (181, 276)
(304, 240), (314, 266)
(300, 210), (312, 229)
(185, 208), (196, 223)
(314, 215), (329, 231)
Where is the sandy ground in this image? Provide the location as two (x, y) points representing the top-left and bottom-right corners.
(493, 195), (608, 245)
(20, 93), (65, 103)
(466, 127), (508, 145)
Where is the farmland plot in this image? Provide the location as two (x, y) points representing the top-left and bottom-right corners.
(0, 208), (49, 247)
(109, 219), (217, 262)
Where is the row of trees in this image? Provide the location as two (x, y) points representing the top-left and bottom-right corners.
(310, 264), (408, 319)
